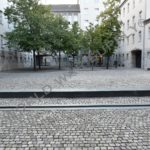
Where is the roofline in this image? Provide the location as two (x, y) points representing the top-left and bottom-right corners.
(144, 18), (150, 24)
(120, 0), (128, 8)
(51, 4), (80, 13)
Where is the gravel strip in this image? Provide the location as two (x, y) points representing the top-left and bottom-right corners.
(0, 97), (150, 106)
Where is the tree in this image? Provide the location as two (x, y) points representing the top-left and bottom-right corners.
(81, 23), (98, 70)
(4, 0), (53, 70)
(97, 0), (121, 69)
(47, 14), (69, 70)
(65, 22), (82, 67)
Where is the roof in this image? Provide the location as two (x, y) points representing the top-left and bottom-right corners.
(144, 18), (150, 24)
(120, 0), (128, 8)
(51, 4), (80, 13)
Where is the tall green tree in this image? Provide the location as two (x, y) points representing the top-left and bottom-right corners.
(4, 0), (53, 70)
(97, 0), (121, 69)
(48, 15), (69, 70)
(81, 23), (98, 70)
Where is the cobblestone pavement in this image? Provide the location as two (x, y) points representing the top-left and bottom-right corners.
(1, 69), (150, 90)
(0, 108), (149, 149)
(0, 97), (150, 106)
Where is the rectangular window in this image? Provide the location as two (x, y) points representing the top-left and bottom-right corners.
(139, 31), (142, 42)
(74, 15), (78, 22)
(127, 3), (130, 13)
(127, 53), (129, 60)
(0, 35), (3, 49)
(139, 11), (142, 19)
(133, 0), (135, 8)
(127, 37), (129, 45)
(84, 20), (89, 27)
(123, 8), (125, 17)
(148, 27), (150, 39)
(132, 34), (135, 44)
(84, 8), (88, 14)
(0, 11), (2, 24)
(132, 16), (135, 26)
(127, 20), (130, 30)
(95, 0), (99, 3)
(95, 8), (99, 11)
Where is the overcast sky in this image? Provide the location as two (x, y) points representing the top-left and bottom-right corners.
(40, 0), (78, 4)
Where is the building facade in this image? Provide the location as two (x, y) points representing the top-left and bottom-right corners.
(116, 0), (150, 69)
(79, 0), (103, 30)
(0, 0), (33, 71)
(42, 0), (104, 30)
(51, 4), (81, 26)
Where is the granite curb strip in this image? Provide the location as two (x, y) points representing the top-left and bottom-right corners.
(0, 90), (150, 98)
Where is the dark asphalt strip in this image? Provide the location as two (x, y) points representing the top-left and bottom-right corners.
(0, 104), (150, 109)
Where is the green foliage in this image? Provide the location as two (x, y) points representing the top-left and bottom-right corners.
(45, 14), (69, 55)
(65, 22), (82, 56)
(5, 0), (53, 52)
(97, 0), (121, 57)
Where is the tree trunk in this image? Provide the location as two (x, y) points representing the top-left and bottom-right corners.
(38, 52), (41, 70)
(91, 55), (94, 71)
(106, 56), (110, 69)
(73, 55), (75, 67)
(58, 50), (61, 70)
(33, 49), (36, 71)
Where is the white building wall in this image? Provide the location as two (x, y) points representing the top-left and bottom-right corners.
(0, 0), (33, 71)
(79, 0), (104, 30)
(59, 12), (81, 27)
(117, 0), (147, 69)
(145, 21), (150, 69)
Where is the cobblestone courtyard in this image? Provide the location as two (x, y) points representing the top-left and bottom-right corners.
(0, 69), (150, 90)
(0, 69), (150, 149)
(0, 108), (150, 150)
(0, 97), (150, 149)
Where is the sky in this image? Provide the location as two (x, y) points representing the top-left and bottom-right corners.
(40, 0), (78, 4)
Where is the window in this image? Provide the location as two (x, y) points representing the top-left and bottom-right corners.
(123, 8), (125, 17)
(74, 15), (78, 22)
(0, 11), (2, 24)
(139, 31), (142, 42)
(68, 15), (72, 23)
(132, 16), (135, 26)
(84, 8), (88, 14)
(122, 38), (125, 45)
(148, 27), (150, 39)
(127, 20), (130, 30)
(127, 53), (129, 60)
(95, 8), (99, 11)
(133, 0), (135, 8)
(132, 34), (135, 44)
(94, 19), (99, 25)
(84, 20), (89, 27)
(0, 35), (3, 49)
(127, 37), (129, 45)
(122, 23), (125, 32)
(127, 3), (130, 13)
(139, 11), (142, 20)
(95, 0), (99, 3)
